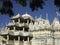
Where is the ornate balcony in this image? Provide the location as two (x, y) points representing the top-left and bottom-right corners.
(0, 30), (8, 35)
(15, 22), (29, 28)
(6, 22), (16, 27)
(19, 31), (33, 37)
(8, 30), (20, 36)
(8, 30), (33, 37)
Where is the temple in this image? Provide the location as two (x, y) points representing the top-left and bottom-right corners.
(0, 12), (60, 45)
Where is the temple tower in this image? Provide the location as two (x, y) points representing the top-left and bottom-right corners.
(0, 13), (33, 45)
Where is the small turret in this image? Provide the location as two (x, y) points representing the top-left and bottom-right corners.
(44, 13), (51, 29)
(11, 13), (21, 19)
(22, 12), (34, 24)
(52, 11), (60, 30)
(22, 12), (34, 20)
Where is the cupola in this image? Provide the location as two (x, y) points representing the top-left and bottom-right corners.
(11, 13), (21, 19)
(22, 12), (34, 20)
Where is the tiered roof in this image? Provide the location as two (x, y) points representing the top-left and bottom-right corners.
(22, 12), (34, 20)
(11, 13), (21, 19)
(52, 17), (60, 30)
(1, 12), (60, 31)
(6, 22), (15, 26)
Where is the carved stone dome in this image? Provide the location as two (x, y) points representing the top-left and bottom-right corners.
(22, 12), (34, 20)
(11, 13), (21, 19)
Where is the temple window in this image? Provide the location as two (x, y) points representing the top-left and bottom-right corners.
(20, 19), (23, 23)
(24, 36), (27, 41)
(33, 21), (35, 24)
(9, 35), (14, 40)
(10, 26), (14, 30)
(15, 27), (23, 31)
(24, 19), (29, 23)
(24, 28), (29, 32)
(12, 20), (14, 23)
(25, 20), (27, 23)
(20, 36), (23, 41)
(2, 40), (6, 44)
(14, 19), (18, 22)
(3, 35), (7, 39)
(29, 20), (30, 23)
(15, 36), (18, 40)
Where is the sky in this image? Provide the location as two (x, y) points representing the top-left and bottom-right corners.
(0, 0), (60, 28)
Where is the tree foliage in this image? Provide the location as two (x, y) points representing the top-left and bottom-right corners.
(15, 0), (27, 7)
(0, 0), (13, 17)
(0, 0), (60, 17)
(54, 0), (60, 11)
(30, 0), (44, 11)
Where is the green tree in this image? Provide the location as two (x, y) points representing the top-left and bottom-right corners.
(0, 0), (60, 17)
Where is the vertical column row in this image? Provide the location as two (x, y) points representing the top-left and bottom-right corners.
(7, 35), (9, 44)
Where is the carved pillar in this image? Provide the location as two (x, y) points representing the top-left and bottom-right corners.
(14, 26), (15, 31)
(27, 20), (29, 24)
(18, 36), (20, 41)
(31, 20), (33, 24)
(23, 38), (24, 42)
(8, 28), (10, 30)
(53, 31), (55, 45)
(18, 36), (20, 45)
(7, 35), (9, 44)
(23, 27), (24, 31)
(28, 37), (29, 42)
(23, 38), (24, 44)
(14, 38), (15, 45)
(51, 30), (55, 45)
(18, 18), (20, 22)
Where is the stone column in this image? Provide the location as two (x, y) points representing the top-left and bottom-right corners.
(23, 38), (24, 45)
(18, 36), (20, 41)
(8, 28), (10, 30)
(7, 35), (9, 44)
(27, 20), (29, 24)
(45, 38), (47, 45)
(14, 26), (15, 31)
(18, 18), (20, 22)
(18, 36), (20, 45)
(51, 30), (55, 45)
(31, 20), (33, 24)
(23, 38), (24, 42)
(23, 27), (24, 31)
(53, 31), (55, 45)
(28, 37), (29, 42)
(14, 38), (15, 45)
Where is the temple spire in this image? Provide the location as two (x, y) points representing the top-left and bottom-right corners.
(46, 13), (48, 20)
(53, 11), (59, 22)
(40, 14), (42, 18)
(39, 14), (42, 21)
